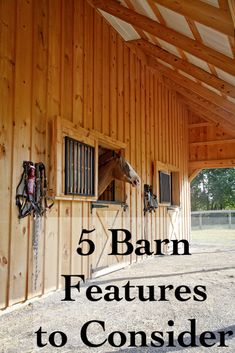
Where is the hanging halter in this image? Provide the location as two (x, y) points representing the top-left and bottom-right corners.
(144, 184), (158, 215)
(16, 161), (54, 219)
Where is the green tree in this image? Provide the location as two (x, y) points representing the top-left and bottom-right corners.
(191, 168), (235, 211)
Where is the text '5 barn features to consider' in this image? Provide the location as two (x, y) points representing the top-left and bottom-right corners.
(35, 228), (234, 349)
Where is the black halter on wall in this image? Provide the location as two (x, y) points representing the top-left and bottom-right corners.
(16, 161), (54, 219)
(144, 184), (158, 215)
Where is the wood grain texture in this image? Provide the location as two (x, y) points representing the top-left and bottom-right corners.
(9, 0), (33, 306)
(188, 109), (235, 177)
(88, 0), (235, 75)
(0, 0), (15, 309)
(131, 40), (235, 100)
(153, 0), (234, 36)
(1, 0), (192, 310)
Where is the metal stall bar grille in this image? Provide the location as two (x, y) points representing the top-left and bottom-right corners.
(65, 136), (95, 196)
(159, 171), (172, 204)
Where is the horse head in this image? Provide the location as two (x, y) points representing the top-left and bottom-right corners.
(98, 151), (140, 197)
(113, 154), (141, 188)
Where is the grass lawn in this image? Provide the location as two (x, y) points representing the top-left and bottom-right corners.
(191, 229), (235, 251)
(192, 228), (235, 240)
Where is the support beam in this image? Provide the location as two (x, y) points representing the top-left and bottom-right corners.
(131, 39), (235, 99)
(189, 169), (201, 182)
(190, 138), (235, 147)
(188, 122), (214, 128)
(153, 0), (234, 37)
(219, 0), (230, 10)
(163, 77), (235, 132)
(148, 57), (235, 115)
(178, 94), (235, 136)
(228, 0), (235, 31)
(189, 159), (235, 169)
(149, 58), (235, 135)
(88, 0), (235, 76)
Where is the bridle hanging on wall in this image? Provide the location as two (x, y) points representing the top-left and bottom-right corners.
(16, 161), (54, 219)
(144, 184), (158, 215)
(16, 161), (54, 290)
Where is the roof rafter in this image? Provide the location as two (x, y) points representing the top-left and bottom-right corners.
(189, 169), (201, 182)
(153, 0), (234, 37)
(176, 94), (235, 136)
(188, 122), (214, 128)
(174, 87), (235, 133)
(228, 0), (235, 32)
(219, 0), (230, 10)
(147, 0), (186, 58)
(190, 138), (235, 147)
(88, 0), (235, 75)
(148, 57), (235, 115)
(189, 159), (235, 169)
(131, 39), (235, 99)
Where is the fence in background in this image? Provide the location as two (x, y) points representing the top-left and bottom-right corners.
(191, 210), (235, 229)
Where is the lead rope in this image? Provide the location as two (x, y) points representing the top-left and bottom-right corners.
(32, 163), (44, 291)
(32, 214), (41, 290)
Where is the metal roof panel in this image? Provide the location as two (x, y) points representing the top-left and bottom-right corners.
(156, 4), (194, 39)
(215, 68), (235, 86)
(99, 11), (140, 41)
(199, 0), (219, 8)
(156, 38), (181, 57)
(227, 96), (235, 104)
(178, 70), (197, 82)
(184, 52), (211, 73)
(157, 58), (174, 69)
(201, 82), (222, 95)
(129, 0), (159, 21)
(195, 22), (233, 58)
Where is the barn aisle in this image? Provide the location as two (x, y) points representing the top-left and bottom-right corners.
(1, 242), (235, 353)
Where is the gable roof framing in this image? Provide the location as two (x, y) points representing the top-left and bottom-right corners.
(148, 57), (235, 114)
(164, 77), (235, 132)
(177, 95), (235, 135)
(153, 0), (234, 37)
(88, 0), (235, 166)
(228, 0), (235, 31)
(88, 0), (235, 75)
(131, 39), (235, 99)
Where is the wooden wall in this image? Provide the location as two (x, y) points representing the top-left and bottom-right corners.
(189, 112), (235, 178)
(0, 0), (190, 310)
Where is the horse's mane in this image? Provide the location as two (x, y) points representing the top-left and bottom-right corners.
(98, 152), (120, 168)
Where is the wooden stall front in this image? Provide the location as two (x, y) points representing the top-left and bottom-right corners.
(1, 0), (235, 311)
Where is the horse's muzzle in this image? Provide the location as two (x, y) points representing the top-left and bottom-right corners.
(132, 178), (140, 187)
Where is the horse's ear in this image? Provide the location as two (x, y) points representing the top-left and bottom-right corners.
(115, 150), (122, 158)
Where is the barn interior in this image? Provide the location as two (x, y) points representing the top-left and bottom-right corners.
(0, 0), (235, 313)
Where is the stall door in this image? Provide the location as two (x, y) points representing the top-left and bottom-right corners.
(90, 204), (128, 277)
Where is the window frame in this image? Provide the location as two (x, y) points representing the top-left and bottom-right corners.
(154, 160), (180, 207)
(159, 170), (172, 205)
(52, 116), (126, 202)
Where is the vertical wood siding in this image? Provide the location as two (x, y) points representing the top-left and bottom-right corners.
(0, 0), (190, 309)
(189, 111), (235, 177)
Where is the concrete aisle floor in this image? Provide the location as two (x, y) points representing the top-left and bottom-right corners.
(0, 238), (235, 353)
